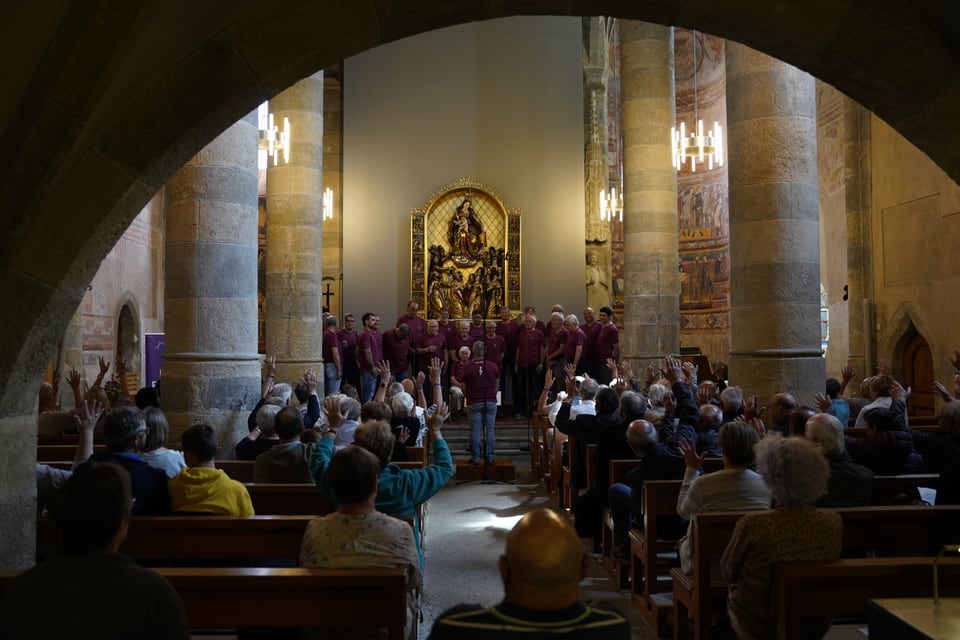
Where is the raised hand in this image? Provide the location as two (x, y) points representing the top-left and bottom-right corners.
(115, 355), (127, 375)
(606, 357), (619, 379)
(543, 368), (555, 393)
(303, 369), (318, 394)
(736, 415), (767, 439)
(78, 397), (104, 433)
(813, 392), (833, 412)
(661, 354), (684, 384)
(428, 400), (450, 431)
(678, 437), (706, 470)
(395, 425), (410, 444)
(645, 363), (657, 384)
(933, 381), (954, 402)
(620, 360), (634, 381)
(663, 389), (677, 413)
(97, 356), (110, 380)
(429, 357), (443, 385)
(681, 361), (697, 384)
(563, 363), (576, 384)
(323, 395), (347, 430)
(415, 371), (426, 389)
(744, 394), (760, 420)
(696, 385), (713, 406)
(841, 366), (855, 384)
(68, 369), (82, 390)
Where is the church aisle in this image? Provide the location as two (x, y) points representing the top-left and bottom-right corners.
(419, 481), (656, 639)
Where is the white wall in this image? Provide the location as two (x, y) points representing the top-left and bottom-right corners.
(344, 16), (586, 320)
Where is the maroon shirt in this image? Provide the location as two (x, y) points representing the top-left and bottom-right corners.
(382, 328), (410, 374)
(516, 328), (546, 367)
(469, 323), (484, 341)
(582, 321), (601, 359)
(496, 319), (519, 362)
(338, 328), (359, 372)
(449, 333), (475, 359)
(419, 332), (447, 363)
(451, 359), (469, 385)
(462, 359), (499, 404)
(596, 322), (619, 361)
(546, 327), (568, 363)
(564, 327), (586, 363)
(322, 328), (343, 365)
(396, 314), (426, 353)
(439, 321), (458, 344)
(358, 330), (383, 373)
(482, 333), (506, 369)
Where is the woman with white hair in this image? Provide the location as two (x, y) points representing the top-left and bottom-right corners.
(720, 435), (842, 640)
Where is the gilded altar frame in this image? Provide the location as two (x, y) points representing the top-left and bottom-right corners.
(410, 177), (521, 320)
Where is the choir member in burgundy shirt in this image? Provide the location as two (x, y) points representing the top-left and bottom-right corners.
(382, 323), (411, 382)
(514, 315), (546, 418)
(594, 306), (620, 385)
(396, 301), (427, 376)
(358, 313), (384, 402)
(338, 313), (361, 392)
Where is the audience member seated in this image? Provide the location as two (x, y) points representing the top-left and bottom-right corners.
(312, 401), (454, 567)
(428, 508), (630, 639)
(764, 393), (797, 437)
(721, 436), (842, 640)
(236, 403), (281, 461)
(135, 385), (161, 410)
(169, 424), (254, 515)
(788, 405), (817, 437)
(82, 405), (171, 516)
(0, 461), (189, 639)
(805, 413), (874, 507)
(555, 377), (619, 500)
(719, 385), (744, 424)
(911, 399), (960, 473)
(253, 406), (315, 483)
(607, 419), (685, 559)
(825, 366), (854, 426)
(571, 389), (647, 541)
(139, 407), (186, 478)
(853, 374), (899, 427)
(449, 346), (471, 416)
(845, 407), (921, 475)
(676, 423), (771, 575)
(300, 445), (421, 640)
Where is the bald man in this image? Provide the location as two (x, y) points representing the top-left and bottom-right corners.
(428, 508), (630, 639)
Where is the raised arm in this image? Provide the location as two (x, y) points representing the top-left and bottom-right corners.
(72, 397), (104, 470)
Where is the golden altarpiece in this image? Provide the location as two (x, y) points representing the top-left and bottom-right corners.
(410, 178), (520, 319)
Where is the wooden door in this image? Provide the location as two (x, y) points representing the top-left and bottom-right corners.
(903, 333), (934, 417)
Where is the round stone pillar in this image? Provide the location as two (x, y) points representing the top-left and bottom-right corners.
(163, 112), (261, 455)
(620, 22), (680, 364)
(265, 72), (325, 385)
(726, 43), (824, 399)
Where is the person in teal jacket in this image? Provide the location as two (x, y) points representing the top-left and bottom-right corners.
(311, 397), (454, 567)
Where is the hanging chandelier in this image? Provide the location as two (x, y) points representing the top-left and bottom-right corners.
(599, 187), (623, 222)
(671, 31), (723, 172)
(323, 188), (334, 220)
(257, 102), (291, 170)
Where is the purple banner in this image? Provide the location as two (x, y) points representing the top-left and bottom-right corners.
(144, 333), (165, 389)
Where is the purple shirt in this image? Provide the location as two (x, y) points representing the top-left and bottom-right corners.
(439, 321), (458, 344)
(582, 321), (601, 359)
(358, 330), (383, 373)
(449, 333), (475, 360)
(462, 359), (499, 404)
(516, 328), (546, 367)
(396, 314), (426, 352)
(338, 329), (359, 372)
(381, 328), (410, 374)
(482, 334), (506, 369)
(496, 320), (519, 362)
(564, 328), (586, 363)
(322, 328), (343, 365)
(419, 332), (447, 370)
(546, 327), (568, 362)
(596, 322), (619, 361)
(469, 323), (484, 341)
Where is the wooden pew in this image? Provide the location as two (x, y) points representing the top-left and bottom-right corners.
(405, 446), (426, 465)
(774, 557), (960, 640)
(844, 424), (944, 438)
(244, 483), (335, 515)
(38, 515), (313, 563)
(551, 426), (568, 509)
(630, 480), (684, 636)
(0, 566), (410, 640)
(36, 444), (105, 461)
(217, 459), (255, 482)
(672, 505), (960, 640)
(871, 473), (939, 505)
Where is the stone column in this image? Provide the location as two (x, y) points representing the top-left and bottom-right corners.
(265, 72), (325, 385)
(322, 73), (343, 317)
(726, 43), (823, 399)
(844, 98), (873, 376)
(620, 21), (680, 363)
(163, 112), (261, 455)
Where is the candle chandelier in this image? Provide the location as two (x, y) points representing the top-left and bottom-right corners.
(257, 102), (291, 170)
(671, 30), (723, 172)
(599, 187), (623, 222)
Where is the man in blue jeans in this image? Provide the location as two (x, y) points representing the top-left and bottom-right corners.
(461, 341), (499, 464)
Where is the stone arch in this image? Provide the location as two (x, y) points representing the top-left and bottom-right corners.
(115, 293), (142, 386)
(1, 0), (960, 567)
(880, 302), (940, 384)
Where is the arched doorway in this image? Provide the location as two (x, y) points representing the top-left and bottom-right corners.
(901, 329), (935, 418)
(116, 302), (141, 388)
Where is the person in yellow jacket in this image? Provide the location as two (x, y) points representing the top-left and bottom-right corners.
(168, 424), (254, 515)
